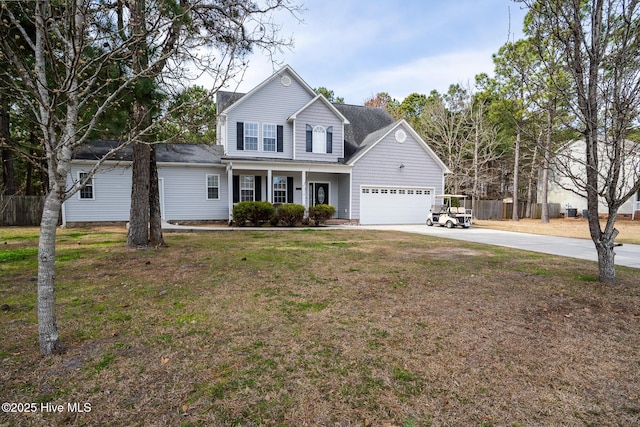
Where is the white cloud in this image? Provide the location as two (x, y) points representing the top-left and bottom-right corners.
(332, 49), (497, 104)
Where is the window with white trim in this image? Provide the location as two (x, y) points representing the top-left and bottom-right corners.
(312, 126), (326, 153)
(244, 122), (258, 151)
(206, 174), (219, 200)
(240, 175), (255, 201)
(273, 176), (287, 204)
(79, 172), (94, 200)
(263, 123), (276, 152)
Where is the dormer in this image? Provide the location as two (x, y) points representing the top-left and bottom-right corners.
(288, 95), (350, 162)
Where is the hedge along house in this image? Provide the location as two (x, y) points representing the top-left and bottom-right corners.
(63, 65), (449, 225)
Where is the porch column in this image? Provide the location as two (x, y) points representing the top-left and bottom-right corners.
(267, 169), (272, 203)
(301, 170), (307, 214)
(227, 163), (233, 223)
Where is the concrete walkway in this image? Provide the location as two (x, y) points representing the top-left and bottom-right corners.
(162, 222), (640, 269)
(343, 224), (640, 270)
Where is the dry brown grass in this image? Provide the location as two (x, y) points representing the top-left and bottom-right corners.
(1, 227), (639, 426)
(475, 217), (640, 245)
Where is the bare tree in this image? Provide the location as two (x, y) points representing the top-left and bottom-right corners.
(523, 0), (640, 284)
(122, 0), (299, 247)
(0, 0), (299, 355)
(418, 85), (503, 208)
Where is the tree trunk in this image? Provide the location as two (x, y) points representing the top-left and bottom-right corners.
(149, 144), (165, 246)
(540, 110), (552, 223)
(127, 139), (150, 246)
(525, 144), (539, 218)
(38, 188), (64, 355)
(0, 96), (15, 195)
(512, 127), (521, 221)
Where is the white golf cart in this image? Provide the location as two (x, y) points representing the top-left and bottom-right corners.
(426, 194), (472, 228)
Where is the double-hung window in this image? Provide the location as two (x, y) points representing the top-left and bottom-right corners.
(263, 124), (276, 152)
(206, 174), (219, 200)
(273, 176), (287, 204)
(79, 172), (94, 200)
(240, 176), (255, 202)
(244, 122), (258, 151)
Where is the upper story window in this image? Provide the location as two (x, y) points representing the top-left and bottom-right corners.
(79, 172), (94, 200)
(263, 124), (276, 152)
(206, 174), (219, 200)
(236, 122), (283, 152)
(306, 124), (333, 154)
(244, 122), (258, 151)
(312, 126), (326, 153)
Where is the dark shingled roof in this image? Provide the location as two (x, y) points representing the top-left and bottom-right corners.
(216, 91), (246, 113)
(332, 103), (396, 159)
(73, 140), (224, 164)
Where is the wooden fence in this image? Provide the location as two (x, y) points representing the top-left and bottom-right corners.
(1, 196), (46, 226)
(472, 200), (561, 220)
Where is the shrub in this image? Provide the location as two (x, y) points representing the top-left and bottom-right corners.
(276, 203), (305, 227)
(308, 204), (336, 226)
(233, 201), (275, 226)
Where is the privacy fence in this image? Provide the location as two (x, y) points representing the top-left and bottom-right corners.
(1, 196), (46, 226)
(471, 200), (562, 220)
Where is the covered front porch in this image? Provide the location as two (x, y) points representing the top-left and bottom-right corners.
(222, 159), (352, 223)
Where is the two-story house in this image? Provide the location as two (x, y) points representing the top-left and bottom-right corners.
(62, 65), (449, 225)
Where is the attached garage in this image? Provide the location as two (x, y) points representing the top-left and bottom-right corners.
(359, 186), (434, 225)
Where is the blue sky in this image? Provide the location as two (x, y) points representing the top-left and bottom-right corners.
(211, 0), (529, 105)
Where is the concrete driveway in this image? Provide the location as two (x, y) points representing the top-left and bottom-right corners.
(345, 224), (640, 270)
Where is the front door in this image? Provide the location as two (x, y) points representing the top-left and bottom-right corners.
(309, 183), (329, 206)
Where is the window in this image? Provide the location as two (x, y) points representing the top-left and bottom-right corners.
(240, 176), (255, 201)
(207, 174), (219, 200)
(244, 122), (258, 151)
(79, 172), (94, 200)
(312, 126), (326, 153)
(263, 124), (276, 152)
(273, 176), (287, 204)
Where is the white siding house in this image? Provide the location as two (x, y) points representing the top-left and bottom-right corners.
(64, 65), (450, 225)
(541, 139), (640, 219)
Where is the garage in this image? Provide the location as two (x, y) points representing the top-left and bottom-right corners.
(359, 186), (434, 224)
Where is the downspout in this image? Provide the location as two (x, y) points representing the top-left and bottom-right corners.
(227, 162), (233, 224)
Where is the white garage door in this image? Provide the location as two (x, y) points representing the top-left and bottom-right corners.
(360, 186), (434, 224)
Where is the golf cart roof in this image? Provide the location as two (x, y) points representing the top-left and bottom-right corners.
(435, 194), (467, 199)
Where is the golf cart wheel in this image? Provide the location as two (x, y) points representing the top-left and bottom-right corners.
(446, 220), (454, 229)
(426, 219), (433, 226)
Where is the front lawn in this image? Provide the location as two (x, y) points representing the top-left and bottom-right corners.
(1, 227), (639, 426)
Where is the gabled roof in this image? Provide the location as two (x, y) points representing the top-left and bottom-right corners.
(216, 65), (317, 115)
(345, 119), (451, 173)
(288, 95), (350, 124)
(73, 140), (224, 164)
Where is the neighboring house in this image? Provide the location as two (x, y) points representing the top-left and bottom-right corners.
(63, 65), (450, 225)
(541, 139), (640, 219)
